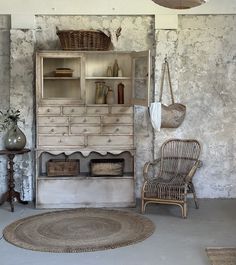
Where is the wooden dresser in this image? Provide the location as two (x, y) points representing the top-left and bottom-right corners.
(35, 50), (150, 208)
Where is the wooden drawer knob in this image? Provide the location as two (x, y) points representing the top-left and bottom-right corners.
(71, 109), (74, 113)
(83, 129), (87, 132)
(83, 118), (87, 122)
(108, 139), (112, 143)
(115, 128), (119, 132)
(47, 109), (50, 112)
(116, 118), (120, 122)
(50, 128), (54, 132)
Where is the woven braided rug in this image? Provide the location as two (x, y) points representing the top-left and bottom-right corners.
(206, 248), (236, 265)
(3, 208), (155, 253)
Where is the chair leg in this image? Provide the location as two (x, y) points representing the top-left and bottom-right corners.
(141, 199), (145, 214)
(190, 183), (199, 209)
(183, 202), (187, 218)
(179, 203), (187, 218)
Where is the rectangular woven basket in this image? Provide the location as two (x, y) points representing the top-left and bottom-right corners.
(56, 30), (111, 51)
(90, 159), (124, 177)
(47, 159), (80, 176)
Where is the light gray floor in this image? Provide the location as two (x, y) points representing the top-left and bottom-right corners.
(0, 199), (235, 265)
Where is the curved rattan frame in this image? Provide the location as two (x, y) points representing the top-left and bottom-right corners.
(141, 139), (201, 218)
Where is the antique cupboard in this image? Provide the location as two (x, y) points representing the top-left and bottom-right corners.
(35, 50), (150, 208)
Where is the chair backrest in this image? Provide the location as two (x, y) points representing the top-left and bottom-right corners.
(160, 139), (201, 177)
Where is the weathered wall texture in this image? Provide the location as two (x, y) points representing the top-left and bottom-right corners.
(0, 15), (10, 196)
(1, 14), (236, 201)
(35, 15), (155, 198)
(155, 15), (236, 198)
(5, 15), (154, 201)
(9, 29), (35, 200)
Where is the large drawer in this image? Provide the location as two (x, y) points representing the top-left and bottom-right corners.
(87, 106), (109, 115)
(101, 125), (133, 134)
(38, 136), (84, 146)
(102, 115), (133, 124)
(71, 125), (101, 134)
(87, 135), (133, 146)
(38, 126), (68, 135)
(63, 106), (86, 115)
(38, 116), (69, 125)
(38, 106), (61, 115)
(71, 116), (101, 124)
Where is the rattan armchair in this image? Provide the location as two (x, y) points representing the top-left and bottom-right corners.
(141, 139), (201, 218)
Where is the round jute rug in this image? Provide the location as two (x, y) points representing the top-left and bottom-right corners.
(3, 208), (155, 253)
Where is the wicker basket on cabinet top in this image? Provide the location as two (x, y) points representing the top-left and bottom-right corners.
(56, 30), (111, 51)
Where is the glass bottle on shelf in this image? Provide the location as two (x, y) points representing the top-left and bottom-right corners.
(107, 66), (112, 77)
(117, 82), (124, 104)
(106, 86), (114, 105)
(95, 81), (107, 104)
(118, 68), (123, 77)
(113, 59), (119, 77)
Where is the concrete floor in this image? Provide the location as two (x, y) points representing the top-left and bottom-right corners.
(0, 199), (235, 265)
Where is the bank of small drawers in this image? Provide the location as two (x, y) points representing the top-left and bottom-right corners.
(37, 105), (134, 148)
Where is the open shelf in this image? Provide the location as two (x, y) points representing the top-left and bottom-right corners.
(85, 76), (131, 80)
(38, 173), (134, 180)
(44, 77), (80, 80)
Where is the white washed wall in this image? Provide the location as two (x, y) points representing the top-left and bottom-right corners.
(35, 15), (155, 199)
(0, 15), (10, 197)
(154, 15), (236, 198)
(0, 14), (236, 201)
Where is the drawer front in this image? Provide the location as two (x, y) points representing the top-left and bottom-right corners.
(87, 106), (109, 115)
(71, 116), (100, 124)
(88, 135), (133, 146)
(38, 126), (68, 135)
(63, 106), (86, 115)
(38, 136), (84, 146)
(38, 106), (61, 115)
(101, 125), (133, 135)
(38, 116), (68, 125)
(71, 125), (101, 134)
(102, 115), (133, 124)
(111, 106), (133, 114)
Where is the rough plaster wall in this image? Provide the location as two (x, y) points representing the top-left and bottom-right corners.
(35, 15), (155, 198)
(6, 14), (236, 201)
(9, 30), (35, 200)
(0, 15), (10, 196)
(2, 15), (154, 202)
(154, 15), (236, 198)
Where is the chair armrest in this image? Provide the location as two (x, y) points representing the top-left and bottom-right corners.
(185, 160), (202, 183)
(143, 158), (161, 181)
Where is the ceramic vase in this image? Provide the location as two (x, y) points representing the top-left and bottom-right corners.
(4, 123), (26, 151)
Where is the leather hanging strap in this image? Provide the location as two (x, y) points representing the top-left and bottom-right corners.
(159, 57), (175, 104)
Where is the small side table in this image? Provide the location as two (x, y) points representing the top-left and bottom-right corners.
(0, 148), (31, 212)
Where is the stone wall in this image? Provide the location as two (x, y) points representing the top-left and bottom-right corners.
(0, 15), (10, 196)
(6, 15), (155, 201)
(35, 15), (155, 198)
(9, 29), (35, 200)
(154, 15), (236, 198)
(0, 14), (236, 201)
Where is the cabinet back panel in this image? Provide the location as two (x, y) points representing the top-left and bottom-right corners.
(43, 80), (81, 99)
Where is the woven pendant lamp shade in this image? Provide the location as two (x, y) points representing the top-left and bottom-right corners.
(152, 0), (208, 9)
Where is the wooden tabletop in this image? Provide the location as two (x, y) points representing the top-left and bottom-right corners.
(0, 148), (31, 156)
